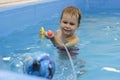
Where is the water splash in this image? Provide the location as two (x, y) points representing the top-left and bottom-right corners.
(102, 67), (120, 73)
(59, 39), (77, 80)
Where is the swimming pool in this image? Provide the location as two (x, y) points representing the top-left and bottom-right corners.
(0, 0), (120, 80)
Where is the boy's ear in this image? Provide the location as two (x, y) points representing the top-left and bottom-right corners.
(77, 24), (80, 28)
(78, 22), (80, 28)
(59, 20), (61, 23)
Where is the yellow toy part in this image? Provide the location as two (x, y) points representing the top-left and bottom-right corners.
(40, 27), (45, 39)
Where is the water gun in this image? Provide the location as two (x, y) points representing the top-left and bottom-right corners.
(40, 27), (53, 39)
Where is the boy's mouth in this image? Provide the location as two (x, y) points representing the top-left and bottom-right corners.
(63, 28), (71, 32)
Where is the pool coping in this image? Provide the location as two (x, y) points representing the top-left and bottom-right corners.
(0, 0), (53, 8)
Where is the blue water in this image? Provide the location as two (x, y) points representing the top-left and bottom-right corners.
(0, 11), (120, 80)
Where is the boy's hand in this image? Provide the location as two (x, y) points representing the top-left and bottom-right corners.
(45, 30), (54, 38)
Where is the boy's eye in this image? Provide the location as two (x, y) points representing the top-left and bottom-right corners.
(70, 22), (75, 25)
(63, 21), (68, 24)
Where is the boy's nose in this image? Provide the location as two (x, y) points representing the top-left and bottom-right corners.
(66, 23), (70, 28)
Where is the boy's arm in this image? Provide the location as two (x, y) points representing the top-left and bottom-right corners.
(50, 30), (64, 47)
(65, 36), (79, 47)
(51, 35), (79, 47)
(50, 36), (64, 47)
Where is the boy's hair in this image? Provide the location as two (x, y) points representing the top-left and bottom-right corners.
(60, 6), (82, 26)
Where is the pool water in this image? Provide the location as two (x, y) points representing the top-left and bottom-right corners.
(0, 10), (120, 80)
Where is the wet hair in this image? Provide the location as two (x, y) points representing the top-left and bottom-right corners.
(60, 6), (82, 26)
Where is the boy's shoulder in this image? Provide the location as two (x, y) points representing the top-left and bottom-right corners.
(56, 29), (61, 34)
(71, 35), (79, 43)
(56, 29), (61, 32)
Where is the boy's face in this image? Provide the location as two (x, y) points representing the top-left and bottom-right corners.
(60, 13), (79, 37)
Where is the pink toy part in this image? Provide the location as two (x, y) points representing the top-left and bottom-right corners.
(47, 30), (53, 37)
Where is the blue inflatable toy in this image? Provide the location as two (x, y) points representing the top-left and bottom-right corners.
(23, 53), (55, 79)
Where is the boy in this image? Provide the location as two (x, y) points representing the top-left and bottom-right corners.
(42, 6), (82, 56)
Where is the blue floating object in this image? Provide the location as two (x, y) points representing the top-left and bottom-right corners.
(23, 53), (55, 79)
